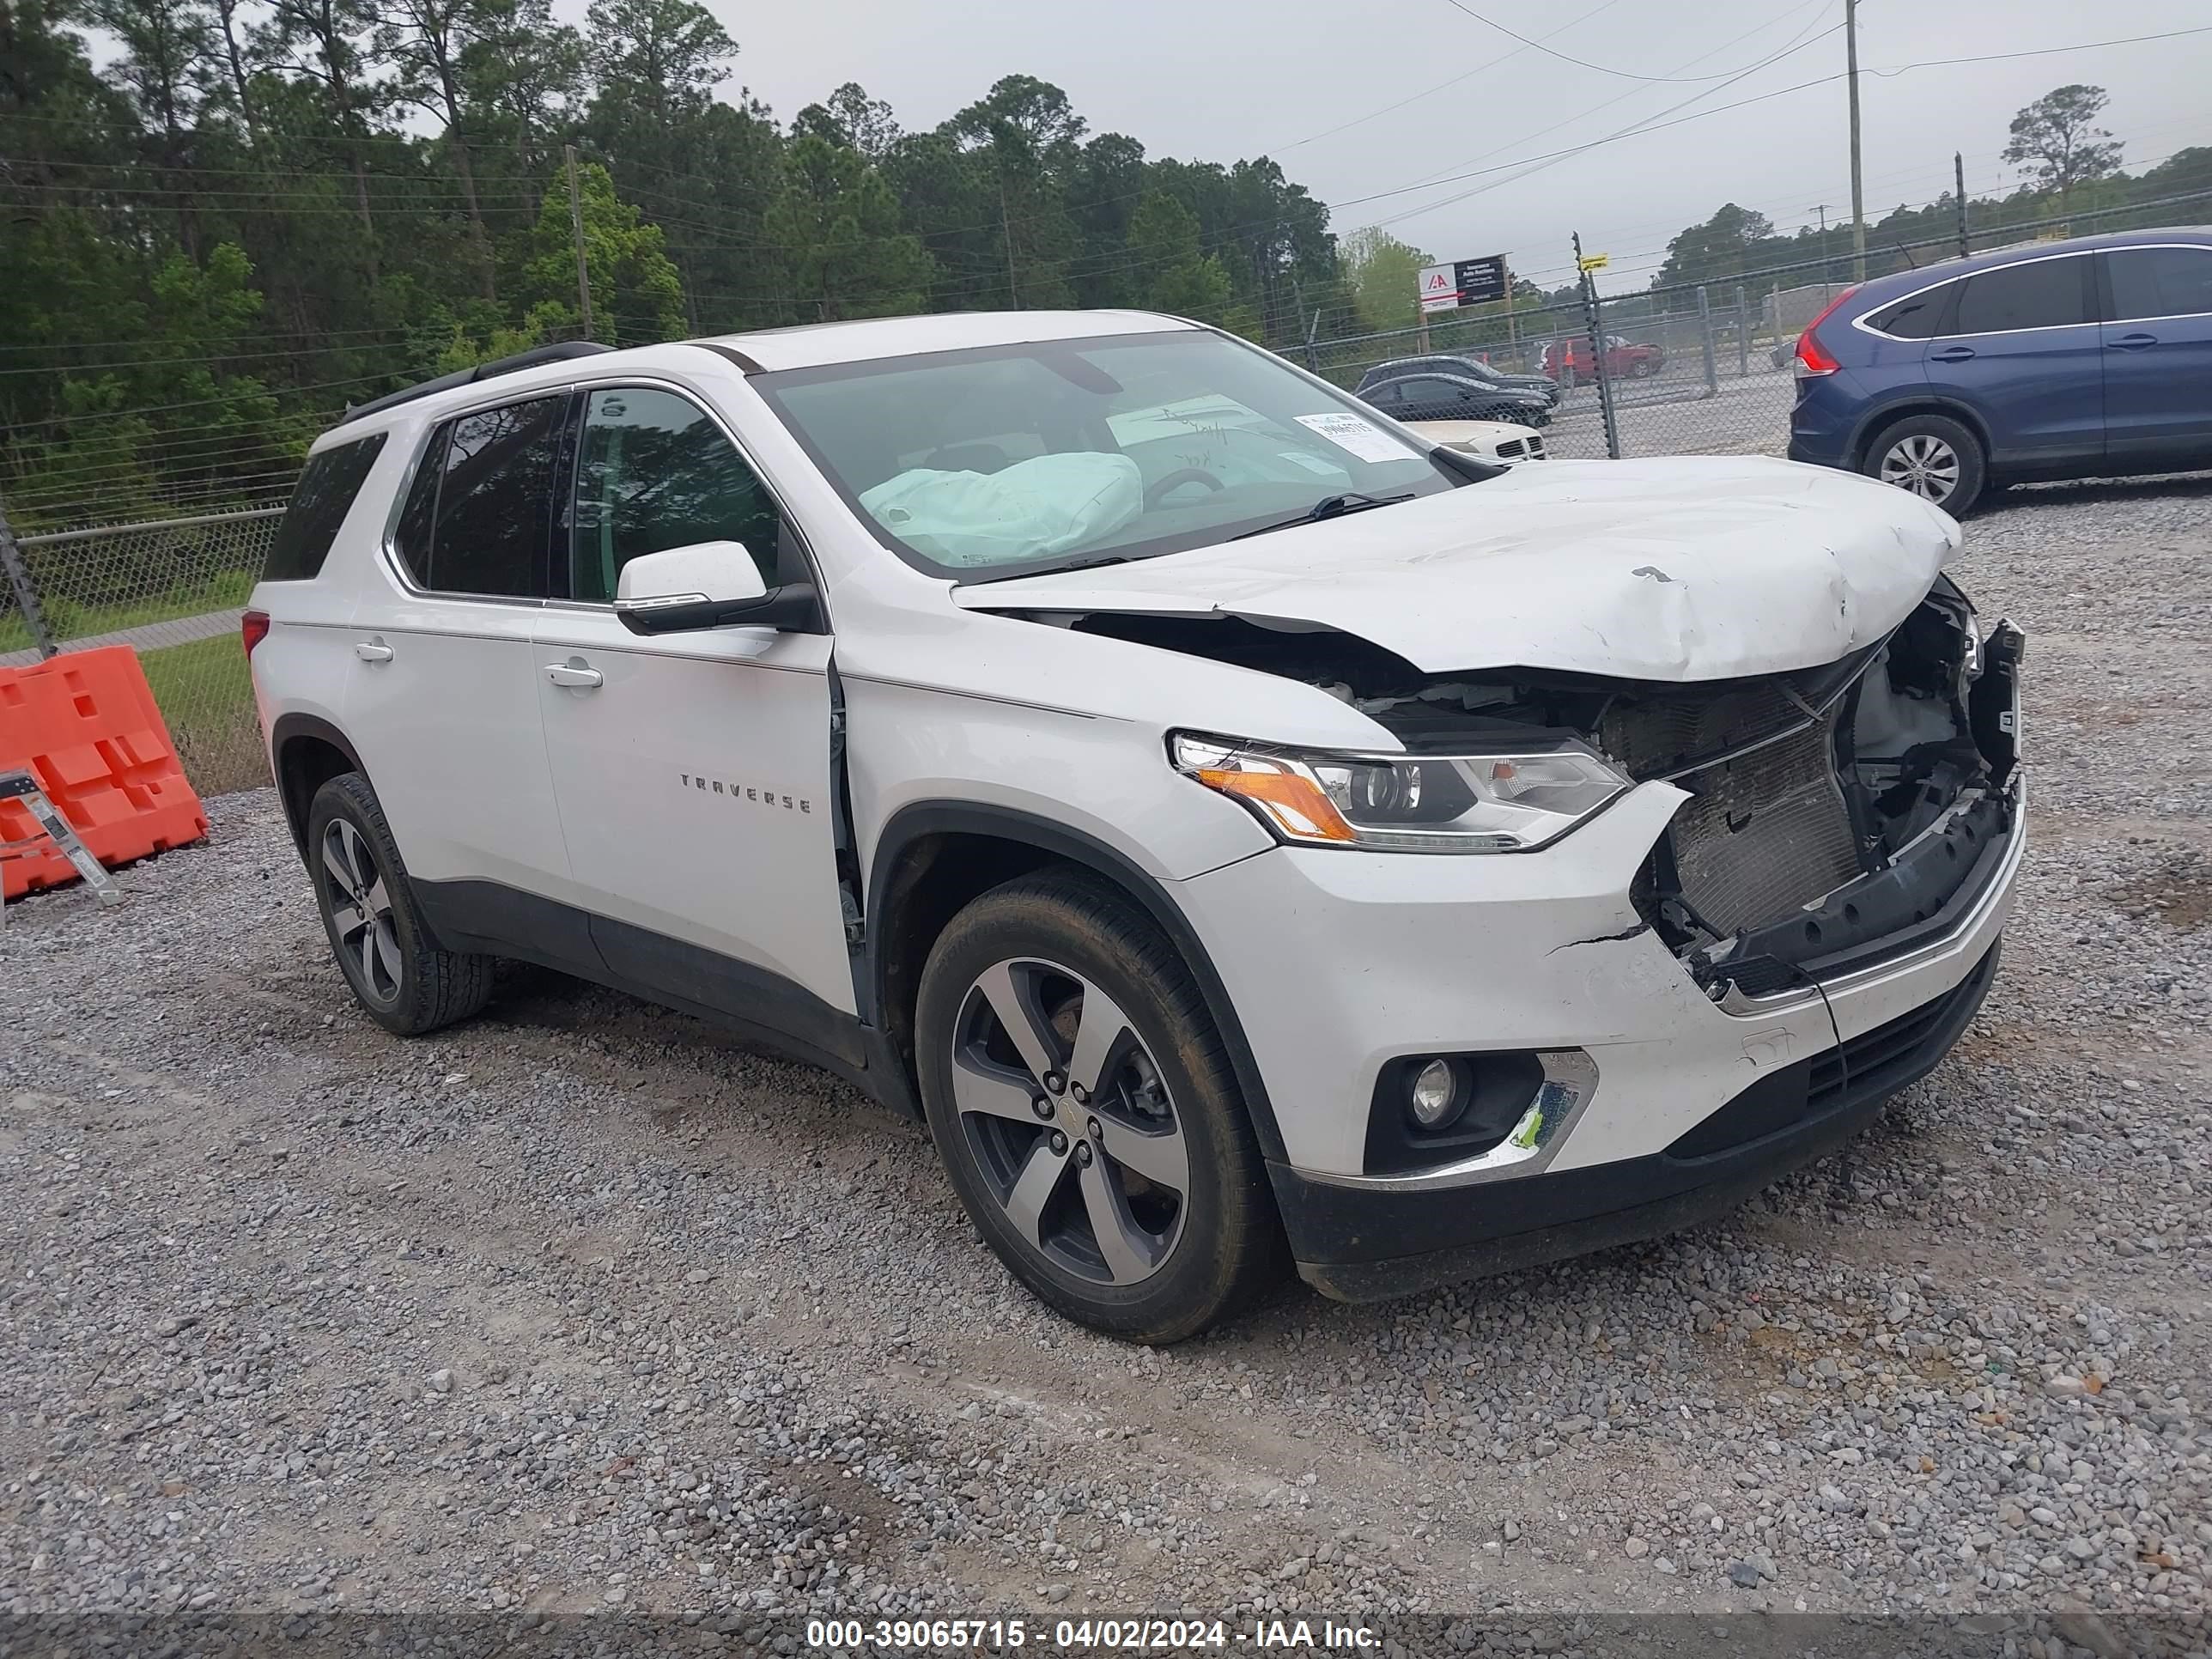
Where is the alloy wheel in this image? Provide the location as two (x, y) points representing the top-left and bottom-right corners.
(322, 817), (403, 1006)
(1879, 434), (1961, 503)
(950, 957), (1191, 1285)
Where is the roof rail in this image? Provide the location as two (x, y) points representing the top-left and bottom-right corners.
(339, 341), (616, 424)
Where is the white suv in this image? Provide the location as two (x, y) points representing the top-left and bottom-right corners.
(246, 311), (2025, 1343)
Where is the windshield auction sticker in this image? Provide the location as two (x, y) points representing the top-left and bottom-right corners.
(1292, 412), (1413, 464)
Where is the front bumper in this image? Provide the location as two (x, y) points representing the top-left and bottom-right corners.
(1172, 768), (2023, 1301)
(1282, 943), (1998, 1301)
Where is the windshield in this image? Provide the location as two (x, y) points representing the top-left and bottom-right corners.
(753, 330), (1455, 580)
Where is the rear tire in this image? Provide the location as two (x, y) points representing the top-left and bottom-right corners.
(307, 773), (494, 1036)
(1863, 412), (1986, 515)
(915, 871), (1284, 1342)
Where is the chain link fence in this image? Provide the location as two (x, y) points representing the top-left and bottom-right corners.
(2, 506), (284, 796)
(1301, 279), (1798, 465)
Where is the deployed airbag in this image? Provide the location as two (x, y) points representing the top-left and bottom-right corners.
(859, 453), (1143, 568)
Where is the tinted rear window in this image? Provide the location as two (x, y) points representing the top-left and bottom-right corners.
(390, 396), (567, 596)
(264, 433), (386, 580)
(1949, 257), (2090, 334)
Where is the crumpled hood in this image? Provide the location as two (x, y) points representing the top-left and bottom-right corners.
(952, 456), (1961, 682)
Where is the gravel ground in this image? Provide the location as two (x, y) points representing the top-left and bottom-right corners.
(3, 475), (2209, 1648)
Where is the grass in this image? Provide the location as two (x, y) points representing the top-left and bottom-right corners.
(1, 568), (258, 653)
(137, 632), (266, 796)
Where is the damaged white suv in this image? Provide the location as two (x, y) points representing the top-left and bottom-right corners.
(246, 311), (2024, 1343)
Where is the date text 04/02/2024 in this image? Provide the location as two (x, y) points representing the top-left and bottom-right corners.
(802, 1616), (1381, 1650)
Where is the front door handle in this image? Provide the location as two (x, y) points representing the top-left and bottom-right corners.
(1929, 345), (1977, 363)
(353, 641), (393, 663)
(544, 660), (604, 690)
(2107, 331), (2158, 350)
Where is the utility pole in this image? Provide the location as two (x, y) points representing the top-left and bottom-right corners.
(999, 171), (1020, 309)
(564, 145), (595, 343)
(1845, 0), (1866, 283)
(1810, 204), (1832, 306)
(1954, 150), (1970, 258)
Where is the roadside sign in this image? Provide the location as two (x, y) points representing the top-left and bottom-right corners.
(1578, 252), (1610, 272)
(1417, 253), (1510, 313)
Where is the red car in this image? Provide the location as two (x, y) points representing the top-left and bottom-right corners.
(1541, 334), (1665, 380)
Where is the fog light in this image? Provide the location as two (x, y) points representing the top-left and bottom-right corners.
(1409, 1059), (1464, 1129)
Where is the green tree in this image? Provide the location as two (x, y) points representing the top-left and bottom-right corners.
(516, 160), (684, 345)
(582, 0), (731, 135)
(793, 81), (900, 161)
(1656, 202), (1776, 288)
(947, 75), (1085, 308)
(373, 0), (523, 296)
(1127, 191), (1232, 325)
(2003, 84), (2123, 209)
(257, 0), (385, 258)
(1340, 226), (1431, 333)
(763, 134), (937, 321)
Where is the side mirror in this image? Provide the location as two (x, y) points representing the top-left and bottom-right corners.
(612, 540), (819, 636)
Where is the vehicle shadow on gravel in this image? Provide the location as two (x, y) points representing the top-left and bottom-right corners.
(1978, 469), (2212, 518)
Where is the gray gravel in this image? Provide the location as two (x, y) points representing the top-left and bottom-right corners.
(3, 476), (2209, 1640)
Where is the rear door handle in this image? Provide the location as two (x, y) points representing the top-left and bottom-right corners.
(353, 641), (393, 663)
(2107, 331), (2158, 350)
(1929, 345), (1977, 363)
(544, 661), (604, 690)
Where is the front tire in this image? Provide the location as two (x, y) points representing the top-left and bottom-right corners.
(1863, 412), (1985, 515)
(307, 773), (493, 1036)
(915, 872), (1284, 1342)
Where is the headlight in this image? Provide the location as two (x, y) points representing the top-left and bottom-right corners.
(1170, 732), (1629, 854)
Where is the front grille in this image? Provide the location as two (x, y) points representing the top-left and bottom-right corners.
(1496, 438), (1528, 459)
(1666, 718), (1860, 936)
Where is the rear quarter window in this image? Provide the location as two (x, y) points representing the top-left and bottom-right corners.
(1865, 289), (1949, 339)
(263, 433), (387, 581)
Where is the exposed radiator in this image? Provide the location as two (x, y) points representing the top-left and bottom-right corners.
(1666, 718), (1861, 937)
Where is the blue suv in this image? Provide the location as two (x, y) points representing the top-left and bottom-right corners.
(1788, 228), (2212, 514)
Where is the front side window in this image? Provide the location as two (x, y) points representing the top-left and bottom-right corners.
(392, 395), (567, 596)
(1948, 257), (2091, 335)
(569, 386), (781, 602)
(2106, 245), (2212, 321)
(754, 330), (1455, 580)
(265, 432), (386, 580)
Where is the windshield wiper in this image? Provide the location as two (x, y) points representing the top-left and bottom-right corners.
(1231, 491), (1414, 541)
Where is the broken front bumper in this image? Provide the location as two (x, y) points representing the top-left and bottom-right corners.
(1171, 762), (2024, 1302)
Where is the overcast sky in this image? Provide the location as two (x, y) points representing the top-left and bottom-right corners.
(671, 0), (2210, 295)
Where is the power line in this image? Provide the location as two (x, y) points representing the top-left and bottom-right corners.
(1262, 0), (1633, 154)
(1438, 0), (1818, 83)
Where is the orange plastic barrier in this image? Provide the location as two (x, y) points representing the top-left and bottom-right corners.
(0, 645), (210, 899)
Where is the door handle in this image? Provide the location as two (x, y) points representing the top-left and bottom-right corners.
(353, 641), (393, 663)
(2107, 331), (2158, 350)
(1929, 345), (1977, 363)
(544, 661), (604, 690)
